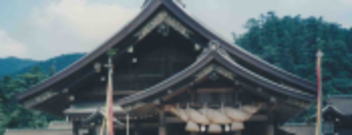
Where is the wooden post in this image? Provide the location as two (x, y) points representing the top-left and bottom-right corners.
(315, 50), (323, 135)
(73, 121), (80, 135)
(94, 125), (101, 135)
(266, 106), (276, 135)
(234, 131), (242, 135)
(126, 114), (130, 135)
(159, 111), (167, 135)
(88, 127), (96, 135)
(266, 124), (275, 135)
(134, 124), (140, 135)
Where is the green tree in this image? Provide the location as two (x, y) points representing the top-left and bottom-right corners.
(0, 67), (58, 134)
(236, 12), (352, 95)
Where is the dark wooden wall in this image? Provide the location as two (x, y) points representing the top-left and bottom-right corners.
(115, 29), (199, 90)
(74, 29), (201, 102)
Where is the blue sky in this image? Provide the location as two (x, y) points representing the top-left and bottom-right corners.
(0, 0), (351, 60)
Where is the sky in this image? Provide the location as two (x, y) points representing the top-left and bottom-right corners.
(0, 0), (351, 60)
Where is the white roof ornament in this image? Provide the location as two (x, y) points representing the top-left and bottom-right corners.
(209, 40), (220, 50)
(157, 24), (170, 37)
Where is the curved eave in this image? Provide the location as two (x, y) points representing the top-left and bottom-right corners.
(17, 0), (164, 102)
(161, 0), (315, 92)
(118, 48), (314, 106)
(323, 105), (347, 117)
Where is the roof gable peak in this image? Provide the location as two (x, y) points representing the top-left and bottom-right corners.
(142, 0), (185, 9)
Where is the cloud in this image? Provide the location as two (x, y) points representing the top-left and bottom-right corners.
(340, 0), (352, 5)
(184, 0), (352, 42)
(275, 0), (352, 28)
(1, 0), (351, 60)
(26, 0), (139, 60)
(0, 30), (28, 58)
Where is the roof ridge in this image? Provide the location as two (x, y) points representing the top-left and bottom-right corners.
(118, 47), (313, 106)
(161, 1), (315, 91)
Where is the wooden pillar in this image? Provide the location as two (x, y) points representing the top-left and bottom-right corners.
(88, 127), (96, 135)
(234, 131), (242, 135)
(126, 114), (130, 135)
(134, 124), (140, 135)
(266, 108), (276, 135)
(266, 124), (275, 135)
(94, 125), (101, 135)
(266, 117), (276, 135)
(132, 122), (143, 135)
(73, 121), (80, 135)
(159, 111), (167, 135)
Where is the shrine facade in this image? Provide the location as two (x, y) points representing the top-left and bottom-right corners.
(17, 0), (316, 135)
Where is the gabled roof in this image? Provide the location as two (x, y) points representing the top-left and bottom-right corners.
(18, 0), (315, 105)
(155, 0), (315, 92)
(118, 47), (314, 106)
(325, 95), (352, 116)
(280, 123), (315, 135)
(308, 95), (352, 121)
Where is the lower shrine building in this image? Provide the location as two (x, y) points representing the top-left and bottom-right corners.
(15, 0), (316, 135)
(282, 95), (352, 135)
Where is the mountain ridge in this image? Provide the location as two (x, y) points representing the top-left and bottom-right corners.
(0, 53), (85, 78)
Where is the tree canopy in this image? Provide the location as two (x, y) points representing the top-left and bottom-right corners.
(0, 67), (58, 134)
(235, 11), (352, 95)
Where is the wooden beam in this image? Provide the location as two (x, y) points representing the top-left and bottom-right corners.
(162, 87), (189, 101)
(196, 87), (234, 93)
(159, 111), (167, 135)
(23, 90), (60, 108)
(165, 114), (268, 123)
(114, 90), (139, 95)
(108, 123), (159, 129)
(165, 117), (180, 123)
(237, 80), (272, 101)
(160, 74), (272, 104)
(161, 77), (210, 102)
(249, 114), (268, 121)
(80, 90), (139, 97)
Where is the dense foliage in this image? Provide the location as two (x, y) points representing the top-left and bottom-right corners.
(0, 67), (58, 134)
(0, 53), (83, 134)
(235, 12), (352, 95)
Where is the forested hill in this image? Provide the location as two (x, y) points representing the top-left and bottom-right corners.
(235, 12), (352, 95)
(0, 53), (85, 78)
(0, 57), (37, 78)
(15, 53), (85, 76)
